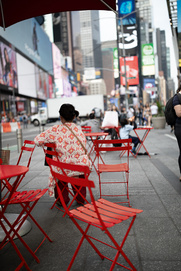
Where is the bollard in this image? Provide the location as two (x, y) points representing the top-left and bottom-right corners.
(16, 128), (23, 153)
(39, 125), (44, 133)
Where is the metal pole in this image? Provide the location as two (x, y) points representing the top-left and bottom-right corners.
(120, 18), (128, 111)
(39, 125), (44, 133)
(16, 128), (23, 153)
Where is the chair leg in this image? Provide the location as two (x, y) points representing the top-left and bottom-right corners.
(106, 216), (137, 271)
(98, 172), (102, 198)
(68, 220), (104, 270)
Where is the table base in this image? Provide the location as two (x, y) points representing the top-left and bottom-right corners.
(0, 213), (32, 242)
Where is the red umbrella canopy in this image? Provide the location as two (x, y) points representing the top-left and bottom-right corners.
(0, 0), (116, 29)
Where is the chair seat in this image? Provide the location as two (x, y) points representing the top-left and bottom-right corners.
(98, 163), (129, 173)
(70, 198), (142, 228)
(1, 189), (48, 205)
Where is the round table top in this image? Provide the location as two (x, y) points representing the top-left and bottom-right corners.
(85, 132), (109, 137)
(0, 165), (29, 180)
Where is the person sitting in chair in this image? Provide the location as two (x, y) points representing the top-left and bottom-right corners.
(34, 103), (92, 206)
(119, 117), (140, 155)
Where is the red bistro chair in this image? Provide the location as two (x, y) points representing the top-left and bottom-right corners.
(1, 140), (36, 200)
(94, 138), (132, 207)
(0, 165), (52, 271)
(81, 126), (92, 151)
(46, 157), (143, 271)
(43, 143), (91, 211)
(81, 126), (92, 133)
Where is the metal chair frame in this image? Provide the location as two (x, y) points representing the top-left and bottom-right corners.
(1, 140), (36, 200)
(94, 138), (132, 206)
(0, 167), (52, 271)
(46, 157), (143, 271)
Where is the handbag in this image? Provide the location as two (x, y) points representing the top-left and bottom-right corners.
(0, 149), (10, 165)
(101, 111), (119, 128)
(44, 147), (52, 166)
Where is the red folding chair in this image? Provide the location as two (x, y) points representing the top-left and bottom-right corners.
(43, 143), (91, 211)
(94, 138), (132, 207)
(0, 165), (52, 271)
(81, 126), (92, 151)
(46, 157), (143, 271)
(1, 140), (36, 200)
(81, 126), (92, 133)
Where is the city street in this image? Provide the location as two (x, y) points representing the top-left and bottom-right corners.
(1, 125), (181, 271)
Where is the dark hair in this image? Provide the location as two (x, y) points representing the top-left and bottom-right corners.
(177, 85), (181, 93)
(120, 118), (128, 127)
(59, 103), (79, 121)
(89, 113), (95, 119)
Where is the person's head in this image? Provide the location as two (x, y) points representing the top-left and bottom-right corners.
(89, 113), (95, 119)
(59, 103), (79, 123)
(177, 85), (181, 93)
(112, 105), (118, 111)
(119, 117), (128, 127)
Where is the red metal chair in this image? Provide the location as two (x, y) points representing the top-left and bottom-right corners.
(94, 138), (132, 207)
(0, 166), (52, 271)
(81, 125), (92, 133)
(1, 140), (36, 200)
(81, 126), (92, 151)
(43, 143), (91, 211)
(46, 157), (143, 271)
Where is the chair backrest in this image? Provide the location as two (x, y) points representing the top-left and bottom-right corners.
(81, 126), (92, 133)
(42, 142), (60, 161)
(17, 140), (36, 168)
(46, 157), (94, 213)
(94, 138), (132, 165)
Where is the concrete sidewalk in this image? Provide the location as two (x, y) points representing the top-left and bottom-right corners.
(1, 126), (181, 271)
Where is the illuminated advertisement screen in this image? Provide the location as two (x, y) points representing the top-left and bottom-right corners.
(48, 75), (54, 98)
(118, 0), (136, 25)
(0, 40), (18, 89)
(35, 65), (48, 100)
(17, 53), (36, 98)
(119, 56), (139, 85)
(52, 43), (62, 79)
(118, 24), (138, 56)
(141, 43), (155, 75)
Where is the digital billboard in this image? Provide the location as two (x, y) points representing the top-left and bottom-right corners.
(16, 53), (36, 98)
(0, 40), (18, 89)
(35, 65), (48, 100)
(119, 56), (139, 85)
(118, 0), (136, 25)
(0, 18), (53, 74)
(52, 43), (62, 79)
(141, 43), (155, 76)
(143, 78), (156, 99)
(118, 24), (138, 56)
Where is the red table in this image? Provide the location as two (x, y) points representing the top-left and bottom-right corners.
(85, 132), (108, 171)
(0, 165), (29, 201)
(133, 126), (153, 158)
(0, 165), (31, 241)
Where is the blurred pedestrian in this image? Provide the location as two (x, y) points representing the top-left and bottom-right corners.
(119, 117), (140, 154)
(143, 103), (152, 126)
(173, 85), (181, 181)
(22, 113), (28, 129)
(81, 112), (101, 133)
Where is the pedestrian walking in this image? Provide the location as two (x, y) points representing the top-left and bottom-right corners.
(173, 85), (181, 181)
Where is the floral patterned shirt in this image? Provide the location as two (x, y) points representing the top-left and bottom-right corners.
(34, 122), (91, 197)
